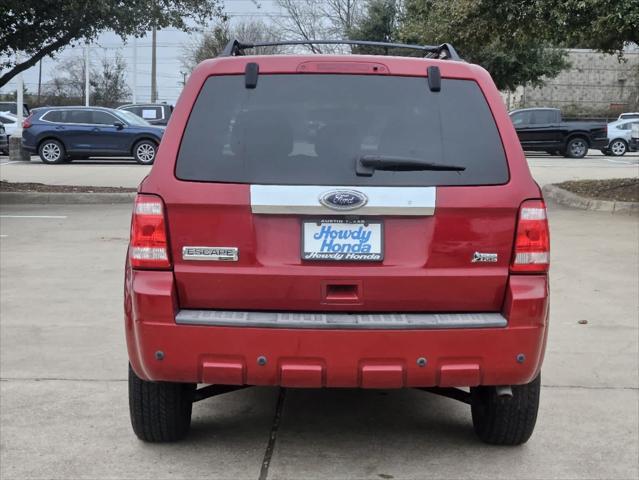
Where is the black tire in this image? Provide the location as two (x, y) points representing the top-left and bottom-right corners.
(128, 364), (195, 442)
(38, 139), (66, 164)
(564, 137), (588, 158)
(133, 140), (157, 165)
(471, 374), (541, 445)
(608, 139), (627, 157)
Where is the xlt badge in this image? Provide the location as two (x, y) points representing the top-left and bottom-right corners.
(182, 246), (238, 261)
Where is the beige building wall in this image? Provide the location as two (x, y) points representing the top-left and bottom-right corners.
(505, 48), (639, 116)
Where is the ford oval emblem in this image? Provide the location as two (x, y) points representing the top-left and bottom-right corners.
(319, 189), (368, 211)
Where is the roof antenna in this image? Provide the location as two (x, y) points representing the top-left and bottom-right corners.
(245, 62), (259, 89)
(427, 66), (441, 92)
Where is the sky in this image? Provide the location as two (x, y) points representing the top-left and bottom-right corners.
(1, 0), (286, 105)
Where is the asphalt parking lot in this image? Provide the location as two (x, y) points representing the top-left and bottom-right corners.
(1, 153), (638, 479)
(1, 151), (639, 188)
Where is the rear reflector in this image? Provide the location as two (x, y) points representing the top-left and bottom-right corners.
(129, 194), (171, 269)
(511, 199), (550, 273)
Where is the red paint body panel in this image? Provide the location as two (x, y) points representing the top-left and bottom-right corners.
(125, 54), (549, 388)
(125, 267), (549, 387)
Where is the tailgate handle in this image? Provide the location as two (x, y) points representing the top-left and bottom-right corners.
(325, 284), (359, 301)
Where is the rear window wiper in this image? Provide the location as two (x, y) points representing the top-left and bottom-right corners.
(356, 155), (466, 176)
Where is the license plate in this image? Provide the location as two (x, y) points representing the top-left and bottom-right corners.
(302, 219), (383, 261)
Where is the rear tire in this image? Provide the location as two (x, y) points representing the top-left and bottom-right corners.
(38, 139), (66, 164)
(471, 374), (541, 445)
(564, 137), (588, 158)
(133, 140), (157, 165)
(128, 364), (195, 442)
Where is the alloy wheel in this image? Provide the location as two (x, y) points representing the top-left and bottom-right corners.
(42, 143), (61, 162)
(569, 139), (587, 158)
(136, 143), (156, 163)
(610, 140), (626, 156)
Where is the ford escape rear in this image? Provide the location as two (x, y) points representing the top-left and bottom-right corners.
(124, 39), (550, 445)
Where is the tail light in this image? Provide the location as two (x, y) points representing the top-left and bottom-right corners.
(511, 199), (550, 273)
(22, 114), (33, 129)
(129, 194), (171, 269)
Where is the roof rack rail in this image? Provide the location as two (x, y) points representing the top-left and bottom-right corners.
(220, 39), (461, 61)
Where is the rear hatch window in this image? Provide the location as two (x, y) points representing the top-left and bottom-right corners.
(176, 74), (508, 186)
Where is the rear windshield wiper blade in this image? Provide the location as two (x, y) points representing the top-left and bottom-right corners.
(356, 155), (466, 177)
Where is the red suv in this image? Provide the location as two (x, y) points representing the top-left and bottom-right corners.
(125, 40), (550, 445)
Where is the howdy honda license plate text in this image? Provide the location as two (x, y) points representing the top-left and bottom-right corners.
(302, 219), (383, 261)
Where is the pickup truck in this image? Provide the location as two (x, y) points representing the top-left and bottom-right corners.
(510, 107), (608, 158)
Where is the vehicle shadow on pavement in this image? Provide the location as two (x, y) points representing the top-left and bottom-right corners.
(192, 386), (475, 445)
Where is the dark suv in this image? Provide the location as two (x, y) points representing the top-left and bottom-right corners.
(22, 106), (165, 164)
(125, 40), (550, 446)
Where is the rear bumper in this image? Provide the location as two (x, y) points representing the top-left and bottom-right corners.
(125, 269), (549, 388)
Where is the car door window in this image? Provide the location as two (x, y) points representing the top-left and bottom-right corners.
(140, 107), (162, 120)
(92, 111), (118, 125)
(511, 111), (532, 126)
(43, 110), (63, 123)
(67, 110), (93, 124)
(531, 110), (556, 124)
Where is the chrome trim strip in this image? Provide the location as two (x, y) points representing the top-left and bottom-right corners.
(176, 310), (506, 329)
(250, 185), (436, 216)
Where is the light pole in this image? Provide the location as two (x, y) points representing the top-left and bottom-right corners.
(84, 42), (90, 106)
(132, 37), (138, 103)
(9, 52), (30, 161)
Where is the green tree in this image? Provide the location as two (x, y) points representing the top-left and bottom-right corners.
(348, 0), (399, 54)
(552, 0), (638, 54)
(400, 1), (569, 91)
(0, 0), (224, 87)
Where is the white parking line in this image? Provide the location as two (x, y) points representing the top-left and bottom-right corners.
(0, 234), (7, 238)
(0, 161), (24, 165)
(0, 215), (67, 219)
(605, 159), (632, 165)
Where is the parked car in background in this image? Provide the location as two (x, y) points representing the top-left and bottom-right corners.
(630, 123), (639, 152)
(509, 107), (608, 158)
(117, 103), (173, 126)
(0, 111), (18, 137)
(617, 112), (639, 121)
(0, 102), (29, 117)
(0, 124), (8, 155)
(603, 119), (639, 156)
(126, 39), (550, 446)
(21, 106), (164, 164)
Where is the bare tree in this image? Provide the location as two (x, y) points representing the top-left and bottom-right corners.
(183, 19), (282, 71)
(42, 53), (130, 106)
(92, 54), (131, 107)
(274, 0), (363, 53)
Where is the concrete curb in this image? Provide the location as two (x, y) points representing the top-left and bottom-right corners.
(0, 191), (135, 204)
(542, 184), (639, 215)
